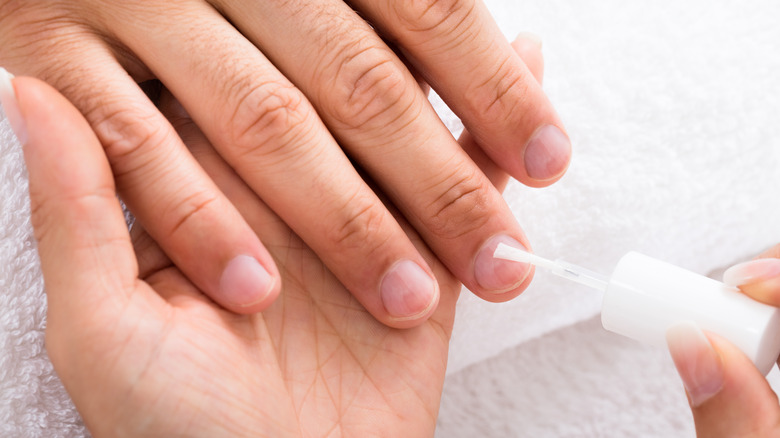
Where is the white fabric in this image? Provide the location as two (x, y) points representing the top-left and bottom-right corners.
(0, 111), (87, 436)
(440, 0), (780, 374)
(1, 0), (779, 436)
(439, 316), (780, 437)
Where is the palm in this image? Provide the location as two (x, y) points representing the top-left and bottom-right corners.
(62, 179), (460, 437)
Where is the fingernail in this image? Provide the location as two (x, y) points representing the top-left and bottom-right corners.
(380, 260), (438, 320)
(524, 125), (571, 181)
(0, 67), (27, 145)
(515, 32), (543, 49)
(219, 255), (275, 308)
(723, 258), (780, 287)
(666, 322), (724, 408)
(474, 235), (532, 293)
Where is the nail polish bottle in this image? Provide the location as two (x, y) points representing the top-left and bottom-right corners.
(495, 245), (780, 375)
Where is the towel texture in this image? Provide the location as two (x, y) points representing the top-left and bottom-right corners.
(0, 109), (87, 436)
(440, 0), (780, 374)
(1, 0), (780, 436)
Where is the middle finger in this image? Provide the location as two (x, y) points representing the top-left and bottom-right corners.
(103, 0), (439, 327)
(212, 0), (534, 300)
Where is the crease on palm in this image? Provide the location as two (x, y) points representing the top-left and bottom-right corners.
(118, 154), (456, 435)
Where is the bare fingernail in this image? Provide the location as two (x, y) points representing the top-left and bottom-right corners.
(0, 67), (28, 145)
(219, 255), (275, 308)
(474, 235), (531, 293)
(723, 258), (780, 287)
(515, 32), (543, 49)
(524, 125), (571, 181)
(666, 322), (724, 407)
(380, 260), (438, 320)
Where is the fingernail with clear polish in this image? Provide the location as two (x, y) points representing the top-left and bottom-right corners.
(474, 235), (532, 293)
(380, 260), (438, 320)
(524, 125), (571, 181)
(0, 67), (28, 145)
(666, 322), (724, 408)
(219, 255), (275, 308)
(723, 258), (780, 287)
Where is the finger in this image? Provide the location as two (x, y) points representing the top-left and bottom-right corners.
(22, 37), (281, 314)
(511, 34), (545, 85)
(723, 244), (780, 307)
(109, 2), (456, 326)
(130, 223), (173, 280)
(161, 90), (444, 327)
(353, 0), (571, 187)
(460, 34), (545, 192)
(667, 322), (780, 437)
(761, 244), (780, 259)
(1, 73), (138, 322)
(202, 0), (532, 300)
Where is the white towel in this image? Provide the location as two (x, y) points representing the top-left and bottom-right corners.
(2, 0), (780, 436)
(442, 0), (780, 374)
(0, 112), (87, 436)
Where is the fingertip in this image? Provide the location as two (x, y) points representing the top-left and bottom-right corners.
(0, 68), (27, 145)
(473, 234), (533, 294)
(379, 260), (440, 327)
(686, 333), (780, 436)
(738, 278), (780, 308)
(522, 124), (572, 187)
(218, 254), (282, 314)
(723, 258), (780, 306)
(505, 34), (571, 188)
(666, 322), (724, 407)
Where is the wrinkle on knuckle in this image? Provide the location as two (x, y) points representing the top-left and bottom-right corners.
(466, 55), (528, 123)
(30, 188), (119, 250)
(163, 190), (221, 238)
(393, 0), (473, 34)
(226, 80), (313, 161)
(86, 101), (167, 159)
(326, 191), (390, 256)
(85, 103), (177, 186)
(424, 167), (492, 240)
(326, 44), (412, 132)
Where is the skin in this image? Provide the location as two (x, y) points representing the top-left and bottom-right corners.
(0, 0), (571, 327)
(669, 245), (780, 437)
(18, 35), (547, 437)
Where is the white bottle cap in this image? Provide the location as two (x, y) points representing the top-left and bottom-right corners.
(601, 252), (780, 375)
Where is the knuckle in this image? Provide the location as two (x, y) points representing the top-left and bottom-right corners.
(163, 189), (221, 238)
(30, 187), (118, 251)
(326, 44), (414, 131)
(466, 56), (528, 122)
(394, 0), (473, 33)
(225, 80), (313, 160)
(325, 191), (391, 256)
(85, 102), (173, 178)
(424, 166), (492, 241)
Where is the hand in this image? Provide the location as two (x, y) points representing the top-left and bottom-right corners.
(666, 245), (780, 437)
(11, 35), (547, 436)
(0, 0), (570, 327)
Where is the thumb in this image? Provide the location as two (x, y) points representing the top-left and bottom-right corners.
(0, 69), (139, 322)
(667, 322), (780, 437)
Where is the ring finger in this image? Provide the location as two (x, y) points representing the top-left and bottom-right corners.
(210, 0), (535, 300)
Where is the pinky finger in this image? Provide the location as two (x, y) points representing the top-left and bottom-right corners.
(459, 33), (546, 192)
